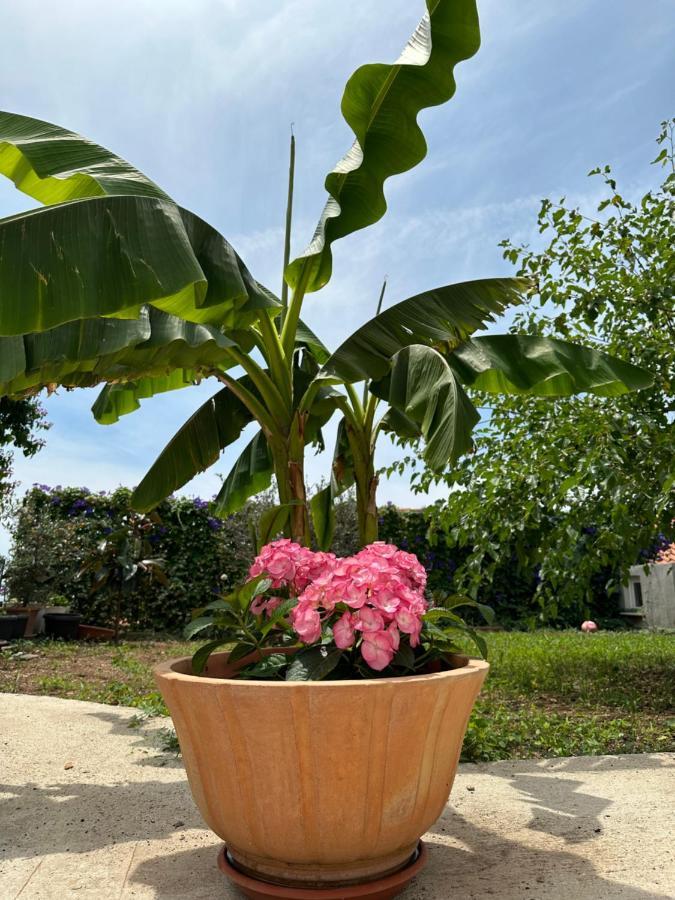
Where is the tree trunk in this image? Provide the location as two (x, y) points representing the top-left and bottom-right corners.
(356, 466), (379, 548)
(270, 418), (310, 547)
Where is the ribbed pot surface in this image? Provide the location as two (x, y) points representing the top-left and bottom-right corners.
(155, 653), (488, 887)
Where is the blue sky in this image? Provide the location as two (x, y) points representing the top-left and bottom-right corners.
(0, 0), (673, 553)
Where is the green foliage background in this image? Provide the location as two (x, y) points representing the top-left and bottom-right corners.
(410, 120), (675, 623)
(5, 485), (666, 632)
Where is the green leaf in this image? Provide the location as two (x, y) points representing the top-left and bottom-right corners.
(463, 627), (488, 659)
(89, 316), (322, 426)
(131, 381), (255, 513)
(324, 278), (527, 382)
(309, 418), (355, 550)
(371, 345), (479, 471)
(393, 643), (416, 670)
(295, 319), (330, 365)
(191, 639), (232, 674)
(0, 110), (169, 205)
(213, 431), (274, 517)
(259, 598), (297, 638)
(0, 307), (237, 402)
(0, 197), (278, 337)
(227, 641), (257, 665)
(92, 371), (201, 425)
(183, 616), (215, 639)
(435, 595), (496, 624)
(257, 503), (297, 550)
(240, 653), (289, 679)
(286, 0), (481, 293)
(237, 575), (272, 609)
(285, 646), (343, 681)
(449, 335), (654, 397)
(377, 406), (422, 441)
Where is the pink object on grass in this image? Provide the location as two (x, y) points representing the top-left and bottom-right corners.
(581, 620), (598, 632)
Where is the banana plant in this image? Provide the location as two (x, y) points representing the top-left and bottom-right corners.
(0, 0), (654, 550)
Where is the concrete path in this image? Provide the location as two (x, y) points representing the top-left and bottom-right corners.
(0, 693), (673, 900)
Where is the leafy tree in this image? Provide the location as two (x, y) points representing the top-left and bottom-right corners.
(416, 119), (675, 622)
(0, 397), (49, 515)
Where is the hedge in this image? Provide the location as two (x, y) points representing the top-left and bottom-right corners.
(2, 485), (663, 633)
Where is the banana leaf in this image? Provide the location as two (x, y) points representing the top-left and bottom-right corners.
(286, 0), (480, 293)
(0, 307), (236, 399)
(0, 197), (278, 337)
(448, 335), (654, 397)
(213, 430), (274, 516)
(131, 381), (256, 512)
(370, 345), (479, 471)
(92, 316), (331, 426)
(0, 109), (169, 204)
(324, 277), (526, 382)
(309, 418), (355, 550)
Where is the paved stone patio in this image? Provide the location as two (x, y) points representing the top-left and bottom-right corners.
(1, 693), (673, 899)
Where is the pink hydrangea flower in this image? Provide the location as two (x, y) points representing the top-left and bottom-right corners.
(361, 631), (395, 670)
(249, 539), (336, 594)
(250, 540), (428, 673)
(290, 603), (322, 643)
(333, 611), (355, 649)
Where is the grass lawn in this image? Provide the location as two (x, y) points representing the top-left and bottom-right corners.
(1, 630), (673, 762)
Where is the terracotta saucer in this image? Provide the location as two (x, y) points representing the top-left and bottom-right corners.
(217, 842), (427, 900)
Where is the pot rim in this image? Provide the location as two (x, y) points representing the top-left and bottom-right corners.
(155, 651), (488, 688)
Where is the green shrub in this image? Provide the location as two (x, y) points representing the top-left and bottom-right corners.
(4, 485), (273, 631)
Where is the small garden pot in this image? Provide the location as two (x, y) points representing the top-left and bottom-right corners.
(35, 606), (69, 634)
(155, 652), (488, 893)
(44, 613), (82, 641)
(0, 614), (30, 641)
(77, 623), (115, 642)
(5, 605), (42, 637)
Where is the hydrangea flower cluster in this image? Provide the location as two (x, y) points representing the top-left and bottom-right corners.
(248, 540), (428, 671)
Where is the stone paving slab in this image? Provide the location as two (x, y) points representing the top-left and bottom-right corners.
(0, 693), (673, 899)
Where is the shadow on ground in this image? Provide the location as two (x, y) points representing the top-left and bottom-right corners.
(2, 753), (672, 899)
(470, 753), (674, 845)
(129, 805), (673, 900)
(85, 708), (182, 769)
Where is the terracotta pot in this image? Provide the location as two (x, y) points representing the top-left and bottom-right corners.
(217, 842), (428, 899)
(77, 624), (115, 642)
(155, 652), (488, 890)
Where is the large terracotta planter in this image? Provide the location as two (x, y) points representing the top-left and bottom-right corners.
(155, 652), (488, 890)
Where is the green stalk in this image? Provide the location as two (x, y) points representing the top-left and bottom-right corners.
(345, 382), (365, 421)
(212, 370), (278, 439)
(335, 393), (379, 547)
(224, 347), (289, 430)
(281, 265), (310, 360)
(257, 312), (292, 403)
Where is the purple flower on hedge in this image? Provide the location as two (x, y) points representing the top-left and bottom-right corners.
(193, 498), (209, 510)
(207, 517), (223, 531)
(69, 498), (89, 515)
